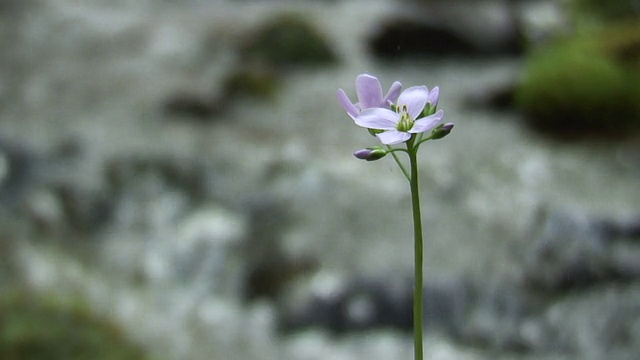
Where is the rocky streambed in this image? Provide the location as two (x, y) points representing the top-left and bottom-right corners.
(1, 0), (639, 359)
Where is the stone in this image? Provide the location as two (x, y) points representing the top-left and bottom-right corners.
(520, 207), (640, 293)
(238, 13), (338, 69)
(278, 275), (477, 336)
(369, 0), (525, 59)
(162, 91), (220, 119)
(0, 138), (37, 208)
(241, 196), (318, 302)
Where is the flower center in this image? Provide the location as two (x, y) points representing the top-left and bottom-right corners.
(396, 105), (414, 132)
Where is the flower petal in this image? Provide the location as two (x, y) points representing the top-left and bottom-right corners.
(397, 86), (429, 119)
(356, 74), (383, 109)
(353, 148), (374, 160)
(428, 86), (439, 107)
(337, 89), (359, 118)
(354, 108), (399, 130)
(409, 110), (444, 133)
(383, 81), (402, 105)
(377, 130), (411, 145)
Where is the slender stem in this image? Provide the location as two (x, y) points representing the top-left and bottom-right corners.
(387, 145), (410, 182)
(408, 144), (424, 360)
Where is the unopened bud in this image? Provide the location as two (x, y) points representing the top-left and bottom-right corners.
(429, 122), (454, 140)
(428, 87), (439, 108)
(421, 87), (440, 117)
(353, 147), (387, 161)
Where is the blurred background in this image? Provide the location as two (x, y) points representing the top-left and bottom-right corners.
(1, 0), (639, 359)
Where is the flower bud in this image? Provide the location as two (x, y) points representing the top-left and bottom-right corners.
(421, 105), (435, 117)
(428, 87), (439, 108)
(420, 87), (440, 117)
(353, 147), (387, 161)
(429, 122), (454, 140)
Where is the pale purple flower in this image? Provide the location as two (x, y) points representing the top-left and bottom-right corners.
(337, 74), (402, 119)
(355, 86), (444, 145)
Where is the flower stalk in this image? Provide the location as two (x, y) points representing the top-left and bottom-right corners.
(338, 74), (453, 360)
(407, 137), (424, 360)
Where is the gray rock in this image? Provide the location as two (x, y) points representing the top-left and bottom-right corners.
(521, 207), (640, 293)
(0, 140), (36, 207)
(369, 0), (525, 59)
(278, 275), (476, 336)
(241, 196), (318, 302)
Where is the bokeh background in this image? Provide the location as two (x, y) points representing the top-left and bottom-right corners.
(1, 0), (639, 359)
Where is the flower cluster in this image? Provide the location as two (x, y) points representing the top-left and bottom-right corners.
(337, 74), (452, 160)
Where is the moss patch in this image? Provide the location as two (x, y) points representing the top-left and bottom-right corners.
(516, 22), (640, 139)
(593, 21), (640, 68)
(570, 0), (640, 23)
(221, 67), (279, 100)
(0, 291), (148, 360)
(238, 13), (338, 69)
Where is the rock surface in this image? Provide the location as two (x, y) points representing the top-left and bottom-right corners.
(369, 0), (525, 59)
(1, 1), (639, 360)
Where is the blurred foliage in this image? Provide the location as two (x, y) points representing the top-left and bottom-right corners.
(238, 13), (338, 69)
(516, 21), (640, 138)
(569, 0), (640, 24)
(594, 21), (640, 68)
(0, 290), (148, 360)
(0, 237), (17, 287)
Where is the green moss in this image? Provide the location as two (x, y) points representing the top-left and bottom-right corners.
(516, 25), (640, 138)
(239, 13), (338, 69)
(593, 21), (640, 68)
(0, 291), (148, 360)
(221, 67), (279, 100)
(570, 0), (640, 23)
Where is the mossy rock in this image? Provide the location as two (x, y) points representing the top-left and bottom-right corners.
(221, 67), (279, 99)
(238, 13), (338, 69)
(0, 291), (148, 360)
(516, 26), (640, 139)
(592, 21), (640, 68)
(369, 19), (482, 59)
(570, 0), (640, 23)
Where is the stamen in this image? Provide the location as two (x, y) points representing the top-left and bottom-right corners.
(396, 104), (414, 132)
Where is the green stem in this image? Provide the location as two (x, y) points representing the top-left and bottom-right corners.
(408, 144), (424, 360)
(387, 145), (410, 182)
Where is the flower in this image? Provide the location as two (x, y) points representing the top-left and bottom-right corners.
(337, 74), (402, 119)
(355, 86), (444, 145)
